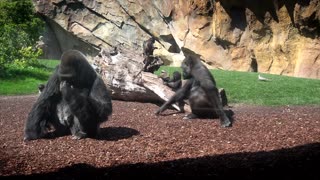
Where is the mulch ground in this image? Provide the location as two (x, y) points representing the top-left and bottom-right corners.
(0, 95), (319, 179)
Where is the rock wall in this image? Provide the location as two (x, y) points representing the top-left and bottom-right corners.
(34, 0), (320, 79)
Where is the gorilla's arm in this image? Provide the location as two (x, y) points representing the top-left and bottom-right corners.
(165, 80), (182, 91)
(155, 79), (192, 115)
(61, 76), (112, 124)
(88, 76), (113, 122)
(24, 66), (62, 140)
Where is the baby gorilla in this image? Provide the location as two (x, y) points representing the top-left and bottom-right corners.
(163, 71), (182, 91)
(156, 55), (232, 127)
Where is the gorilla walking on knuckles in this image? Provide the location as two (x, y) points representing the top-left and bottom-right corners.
(24, 50), (113, 141)
(155, 55), (232, 127)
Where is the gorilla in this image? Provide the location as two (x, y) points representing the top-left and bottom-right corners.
(162, 70), (185, 113)
(163, 71), (182, 91)
(24, 50), (113, 141)
(143, 37), (157, 58)
(38, 84), (45, 93)
(155, 55), (232, 127)
(142, 37), (161, 72)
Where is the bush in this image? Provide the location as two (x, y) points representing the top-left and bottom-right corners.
(0, 0), (44, 70)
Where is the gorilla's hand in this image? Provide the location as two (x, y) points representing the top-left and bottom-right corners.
(155, 108), (162, 115)
(60, 81), (89, 102)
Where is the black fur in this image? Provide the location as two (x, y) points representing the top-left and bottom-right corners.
(164, 71), (182, 91)
(142, 37), (159, 72)
(143, 37), (156, 57)
(24, 50), (112, 141)
(155, 55), (232, 127)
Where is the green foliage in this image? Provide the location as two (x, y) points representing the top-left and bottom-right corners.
(13, 47), (43, 68)
(155, 66), (320, 106)
(0, 0), (44, 70)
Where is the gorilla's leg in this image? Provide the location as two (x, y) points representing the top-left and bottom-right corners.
(56, 93), (88, 139)
(70, 117), (87, 140)
(178, 100), (185, 113)
(204, 83), (231, 127)
(155, 79), (192, 115)
(183, 87), (215, 120)
(60, 81), (93, 139)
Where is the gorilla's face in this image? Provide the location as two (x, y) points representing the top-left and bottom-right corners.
(181, 58), (192, 79)
(59, 65), (77, 87)
(58, 50), (97, 90)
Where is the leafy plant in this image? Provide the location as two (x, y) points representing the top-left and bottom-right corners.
(0, 0), (44, 71)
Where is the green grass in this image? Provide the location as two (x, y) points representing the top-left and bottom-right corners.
(0, 59), (59, 95)
(1, 62), (319, 106)
(155, 66), (320, 106)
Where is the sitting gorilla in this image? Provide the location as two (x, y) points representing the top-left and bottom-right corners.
(155, 55), (232, 127)
(24, 50), (113, 141)
(163, 71), (182, 91)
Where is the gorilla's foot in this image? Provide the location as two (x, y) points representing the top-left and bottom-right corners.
(220, 117), (232, 127)
(183, 113), (198, 120)
(72, 131), (87, 140)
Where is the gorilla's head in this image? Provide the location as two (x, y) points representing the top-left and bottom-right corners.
(181, 55), (195, 79)
(58, 50), (97, 89)
(172, 71), (182, 81)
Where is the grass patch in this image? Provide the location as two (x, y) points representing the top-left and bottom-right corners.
(155, 66), (320, 106)
(0, 59), (59, 95)
(1, 62), (319, 106)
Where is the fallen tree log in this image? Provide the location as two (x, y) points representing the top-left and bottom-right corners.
(93, 47), (191, 112)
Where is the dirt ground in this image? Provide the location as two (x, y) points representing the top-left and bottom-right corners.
(0, 95), (319, 179)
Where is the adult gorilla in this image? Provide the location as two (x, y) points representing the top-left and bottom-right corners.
(24, 50), (112, 141)
(155, 55), (232, 127)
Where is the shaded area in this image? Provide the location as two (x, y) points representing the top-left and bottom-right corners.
(9, 142), (320, 179)
(218, 0), (319, 38)
(98, 127), (139, 141)
(159, 34), (180, 54)
(39, 126), (139, 141)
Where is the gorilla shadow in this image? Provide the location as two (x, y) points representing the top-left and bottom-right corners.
(12, 142), (320, 179)
(97, 127), (139, 141)
(158, 109), (235, 125)
(33, 126), (140, 141)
